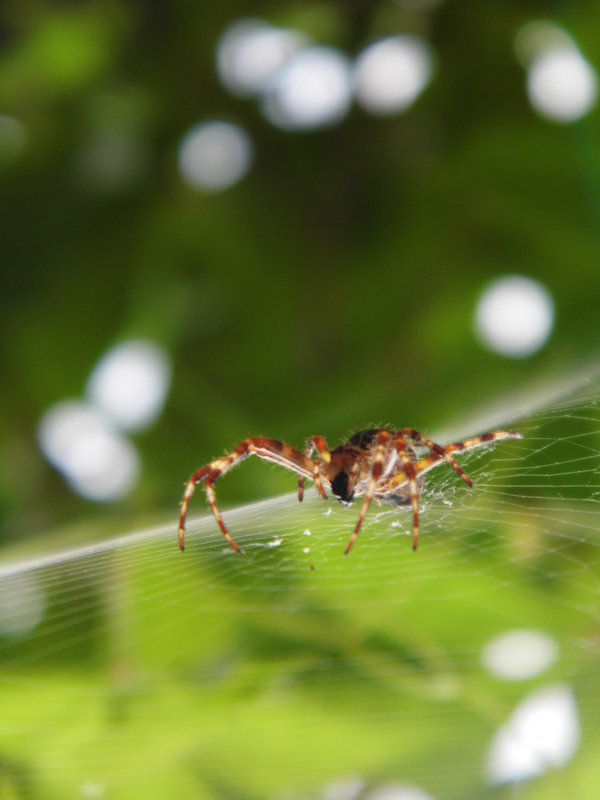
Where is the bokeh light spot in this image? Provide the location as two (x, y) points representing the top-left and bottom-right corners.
(86, 339), (171, 432)
(517, 23), (598, 123)
(527, 47), (597, 122)
(80, 781), (106, 799)
(322, 776), (365, 800)
(0, 574), (46, 637)
(475, 275), (554, 358)
(482, 629), (559, 680)
(64, 425), (139, 501)
(178, 121), (253, 191)
(216, 18), (307, 98)
(353, 36), (434, 115)
(38, 401), (140, 502)
(514, 21), (575, 68)
(486, 685), (580, 784)
(262, 46), (352, 131)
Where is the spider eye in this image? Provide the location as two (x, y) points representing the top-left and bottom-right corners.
(330, 470), (354, 504)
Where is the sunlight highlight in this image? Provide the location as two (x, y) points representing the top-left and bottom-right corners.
(38, 340), (169, 501)
(178, 121), (253, 191)
(353, 36), (433, 115)
(486, 685), (580, 784)
(216, 18), (306, 97)
(79, 781), (106, 799)
(528, 49), (597, 122)
(516, 21), (597, 123)
(482, 629), (558, 680)
(474, 275), (554, 357)
(0, 574), (46, 636)
(86, 339), (171, 432)
(37, 401), (140, 502)
(322, 776), (365, 799)
(262, 46), (352, 130)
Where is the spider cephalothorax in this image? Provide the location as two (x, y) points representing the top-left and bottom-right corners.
(179, 427), (521, 554)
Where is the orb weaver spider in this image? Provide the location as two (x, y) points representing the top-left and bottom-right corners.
(179, 427), (521, 554)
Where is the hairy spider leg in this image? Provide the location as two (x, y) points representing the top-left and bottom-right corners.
(203, 469), (241, 553)
(440, 430), (523, 457)
(298, 435), (331, 502)
(179, 437), (316, 553)
(395, 429), (474, 487)
(384, 429), (523, 493)
(395, 441), (421, 551)
(179, 464), (242, 553)
(179, 465), (214, 551)
(345, 430), (391, 555)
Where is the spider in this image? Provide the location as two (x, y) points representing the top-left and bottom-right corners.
(179, 427), (522, 554)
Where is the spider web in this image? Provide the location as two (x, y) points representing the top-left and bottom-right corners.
(1, 366), (600, 800)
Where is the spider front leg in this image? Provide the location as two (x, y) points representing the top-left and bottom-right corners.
(345, 430), (391, 555)
(180, 437), (317, 553)
(395, 442), (421, 551)
(298, 435), (330, 502)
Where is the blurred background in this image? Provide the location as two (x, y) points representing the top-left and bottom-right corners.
(1, 1), (600, 798)
(2, 0), (598, 544)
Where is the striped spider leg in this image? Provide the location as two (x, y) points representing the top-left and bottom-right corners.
(179, 428), (522, 554)
(179, 437), (318, 553)
(349, 428), (522, 552)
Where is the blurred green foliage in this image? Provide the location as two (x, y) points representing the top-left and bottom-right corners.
(1, 2), (600, 798)
(1, 0), (600, 543)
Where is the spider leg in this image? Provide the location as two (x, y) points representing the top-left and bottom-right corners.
(180, 437), (316, 552)
(383, 429), (523, 503)
(345, 430), (391, 555)
(179, 465), (212, 551)
(440, 431), (522, 461)
(179, 463), (243, 553)
(395, 429), (472, 486)
(204, 469), (243, 553)
(396, 429), (522, 487)
(394, 442), (421, 551)
(298, 435), (330, 502)
(386, 450), (461, 487)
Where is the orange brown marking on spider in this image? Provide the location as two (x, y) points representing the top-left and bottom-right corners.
(179, 428), (522, 554)
(395, 443), (420, 550)
(344, 430), (391, 555)
(299, 435), (331, 502)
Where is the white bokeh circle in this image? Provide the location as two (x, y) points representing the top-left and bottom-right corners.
(475, 275), (554, 357)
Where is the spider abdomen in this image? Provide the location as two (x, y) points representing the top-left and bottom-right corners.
(346, 429), (382, 449)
